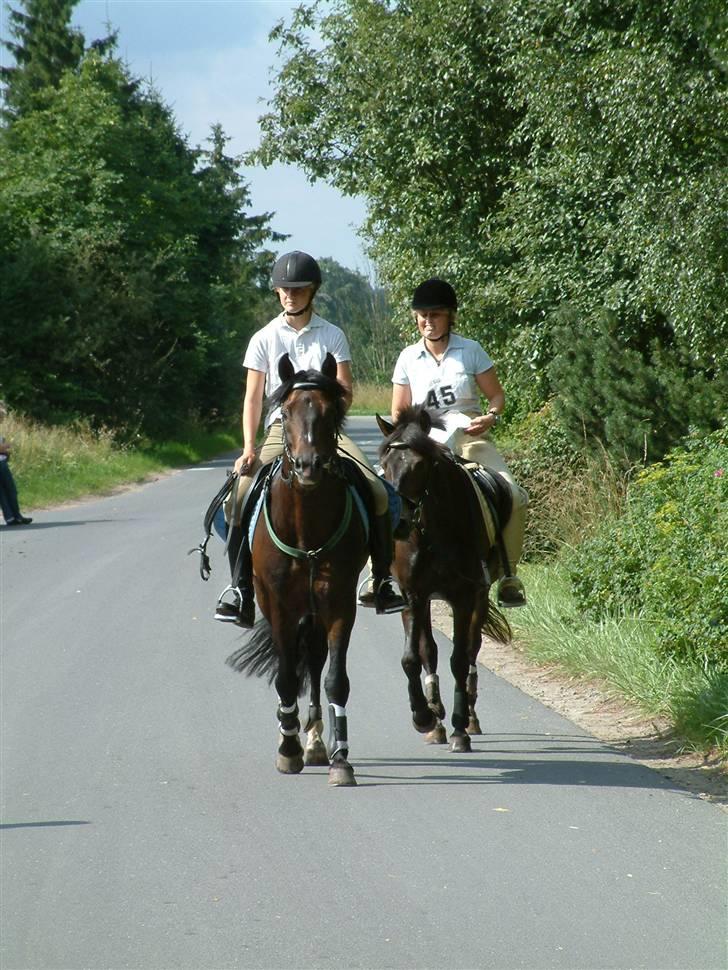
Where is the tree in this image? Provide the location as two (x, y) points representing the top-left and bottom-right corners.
(0, 52), (279, 433)
(252, 0), (727, 459)
(316, 258), (403, 384)
(0, 0), (109, 119)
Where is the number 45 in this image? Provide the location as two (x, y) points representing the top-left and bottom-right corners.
(425, 385), (455, 408)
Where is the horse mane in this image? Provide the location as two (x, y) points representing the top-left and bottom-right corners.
(268, 367), (348, 431)
(382, 405), (450, 461)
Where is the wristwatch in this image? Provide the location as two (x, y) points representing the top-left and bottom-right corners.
(487, 409), (501, 425)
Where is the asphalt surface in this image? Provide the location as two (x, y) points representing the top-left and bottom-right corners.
(1, 415), (726, 970)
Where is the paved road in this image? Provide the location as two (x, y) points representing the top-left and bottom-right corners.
(1, 417), (726, 970)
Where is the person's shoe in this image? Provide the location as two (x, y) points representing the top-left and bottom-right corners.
(214, 587), (255, 628)
(7, 516), (32, 525)
(374, 578), (406, 614)
(497, 575), (527, 608)
(357, 576), (377, 609)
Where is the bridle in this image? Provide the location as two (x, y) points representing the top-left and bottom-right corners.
(278, 381), (342, 487)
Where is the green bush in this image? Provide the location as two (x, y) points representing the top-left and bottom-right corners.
(505, 401), (626, 561)
(568, 427), (728, 670)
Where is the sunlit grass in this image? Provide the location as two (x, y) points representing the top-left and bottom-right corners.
(3, 411), (238, 510)
(512, 561), (728, 758)
(350, 382), (391, 415)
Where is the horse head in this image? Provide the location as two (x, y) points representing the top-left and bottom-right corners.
(376, 406), (446, 504)
(272, 353), (346, 488)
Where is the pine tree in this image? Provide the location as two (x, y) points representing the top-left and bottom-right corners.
(1, 0), (90, 119)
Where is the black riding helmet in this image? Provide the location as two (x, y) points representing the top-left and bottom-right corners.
(411, 278), (458, 311)
(271, 251), (322, 290)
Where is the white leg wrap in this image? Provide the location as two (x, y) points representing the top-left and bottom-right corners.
(424, 673), (438, 685)
(469, 665), (477, 675)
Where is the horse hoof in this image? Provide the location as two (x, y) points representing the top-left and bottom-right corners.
(450, 733), (472, 753)
(412, 711), (438, 734)
(276, 753), (304, 774)
(304, 740), (330, 766)
(424, 723), (447, 745)
(467, 717), (483, 735)
(328, 764), (357, 787)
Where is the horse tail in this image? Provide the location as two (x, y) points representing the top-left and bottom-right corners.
(225, 613), (327, 697)
(226, 617), (278, 683)
(483, 601), (512, 644)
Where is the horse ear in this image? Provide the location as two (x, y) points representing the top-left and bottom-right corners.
(321, 352), (337, 380)
(376, 413), (394, 437)
(278, 353), (295, 383)
(418, 409), (433, 433)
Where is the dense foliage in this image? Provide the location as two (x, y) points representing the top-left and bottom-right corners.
(316, 259), (403, 384)
(567, 428), (728, 669)
(1, 3), (280, 435)
(253, 0), (727, 463)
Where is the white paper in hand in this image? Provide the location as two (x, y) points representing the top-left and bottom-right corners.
(428, 411), (472, 451)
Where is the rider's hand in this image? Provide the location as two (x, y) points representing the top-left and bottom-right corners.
(464, 415), (493, 436)
(234, 449), (256, 475)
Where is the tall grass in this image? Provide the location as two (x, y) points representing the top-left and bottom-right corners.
(512, 561), (728, 758)
(3, 410), (238, 510)
(350, 382), (391, 416)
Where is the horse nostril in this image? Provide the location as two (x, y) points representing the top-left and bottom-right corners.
(295, 457), (305, 472)
(311, 455), (321, 472)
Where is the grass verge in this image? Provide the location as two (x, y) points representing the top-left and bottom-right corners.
(5, 412), (238, 511)
(512, 561), (728, 759)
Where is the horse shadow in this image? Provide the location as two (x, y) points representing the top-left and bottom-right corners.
(336, 733), (687, 795)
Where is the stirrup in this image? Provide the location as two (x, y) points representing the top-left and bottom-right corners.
(216, 584), (242, 608)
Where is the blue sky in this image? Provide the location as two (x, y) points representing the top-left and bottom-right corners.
(7, 0), (370, 272)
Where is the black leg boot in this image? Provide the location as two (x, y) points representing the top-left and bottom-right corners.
(214, 524), (255, 627)
(358, 512), (406, 614)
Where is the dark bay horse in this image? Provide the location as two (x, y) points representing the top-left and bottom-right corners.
(377, 407), (511, 752)
(226, 354), (368, 786)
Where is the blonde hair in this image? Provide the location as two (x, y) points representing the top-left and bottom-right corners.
(411, 308), (457, 327)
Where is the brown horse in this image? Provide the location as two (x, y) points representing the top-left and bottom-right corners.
(226, 354), (368, 786)
(377, 407), (511, 752)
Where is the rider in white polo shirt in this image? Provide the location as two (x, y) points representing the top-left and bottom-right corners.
(391, 278), (528, 608)
(215, 251), (405, 626)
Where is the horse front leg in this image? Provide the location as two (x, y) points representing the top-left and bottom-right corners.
(324, 619), (356, 787)
(401, 603), (438, 736)
(273, 631), (304, 775)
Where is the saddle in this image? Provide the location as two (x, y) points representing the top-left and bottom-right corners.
(457, 459), (514, 580)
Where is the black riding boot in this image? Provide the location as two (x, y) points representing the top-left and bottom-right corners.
(358, 511), (406, 614)
(214, 524), (255, 627)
